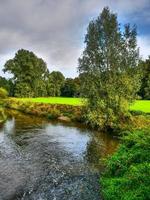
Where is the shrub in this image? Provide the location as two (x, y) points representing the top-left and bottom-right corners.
(47, 109), (60, 120)
(130, 110), (146, 116)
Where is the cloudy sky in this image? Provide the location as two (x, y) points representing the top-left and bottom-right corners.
(0, 0), (150, 78)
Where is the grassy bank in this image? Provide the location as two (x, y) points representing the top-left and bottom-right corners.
(4, 98), (150, 200)
(101, 129), (150, 200)
(12, 97), (84, 106)
(10, 98), (150, 113)
(5, 98), (83, 122)
(5, 98), (150, 129)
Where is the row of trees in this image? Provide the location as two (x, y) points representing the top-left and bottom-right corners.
(1, 49), (81, 97)
(1, 49), (149, 100)
(138, 57), (150, 99)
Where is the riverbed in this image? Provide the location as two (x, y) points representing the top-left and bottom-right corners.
(0, 110), (118, 200)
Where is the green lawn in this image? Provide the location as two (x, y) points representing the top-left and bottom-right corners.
(14, 97), (84, 106)
(12, 98), (150, 113)
(130, 100), (150, 113)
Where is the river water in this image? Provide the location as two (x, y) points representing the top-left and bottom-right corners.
(0, 110), (118, 200)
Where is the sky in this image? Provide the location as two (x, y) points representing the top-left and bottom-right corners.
(0, 0), (150, 78)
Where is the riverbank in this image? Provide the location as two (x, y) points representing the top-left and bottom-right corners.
(100, 129), (150, 200)
(5, 98), (150, 131)
(7, 98), (150, 113)
(5, 98), (84, 123)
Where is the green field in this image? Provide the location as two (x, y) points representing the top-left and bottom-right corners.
(129, 100), (150, 113)
(12, 98), (150, 113)
(14, 97), (84, 106)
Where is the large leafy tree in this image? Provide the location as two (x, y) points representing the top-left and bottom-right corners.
(47, 71), (65, 96)
(78, 7), (140, 128)
(3, 49), (49, 97)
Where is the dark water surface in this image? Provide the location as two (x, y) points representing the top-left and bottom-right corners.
(0, 110), (118, 200)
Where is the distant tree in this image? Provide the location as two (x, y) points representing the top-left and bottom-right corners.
(78, 7), (140, 128)
(61, 78), (81, 97)
(74, 77), (81, 96)
(8, 79), (15, 97)
(3, 49), (49, 97)
(47, 71), (65, 96)
(139, 57), (150, 99)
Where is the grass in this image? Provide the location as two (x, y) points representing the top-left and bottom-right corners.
(10, 98), (150, 113)
(130, 100), (150, 113)
(12, 97), (84, 106)
(100, 129), (150, 200)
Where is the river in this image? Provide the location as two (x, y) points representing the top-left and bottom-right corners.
(0, 109), (118, 200)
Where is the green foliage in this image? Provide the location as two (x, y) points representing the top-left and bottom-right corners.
(3, 49), (49, 97)
(0, 87), (8, 99)
(14, 82), (34, 97)
(0, 76), (10, 92)
(47, 109), (60, 120)
(101, 130), (150, 200)
(139, 57), (150, 99)
(78, 7), (140, 129)
(61, 78), (81, 97)
(0, 107), (6, 122)
(47, 71), (65, 96)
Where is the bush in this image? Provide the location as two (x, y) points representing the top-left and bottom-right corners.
(100, 129), (150, 200)
(47, 109), (60, 120)
(130, 110), (146, 116)
(0, 87), (8, 99)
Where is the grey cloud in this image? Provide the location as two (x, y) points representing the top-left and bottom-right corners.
(0, 0), (150, 77)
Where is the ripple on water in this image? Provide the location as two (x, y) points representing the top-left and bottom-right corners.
(0, 110), (118, 200)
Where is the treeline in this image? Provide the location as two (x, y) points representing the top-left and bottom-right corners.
(1, 49), (81, 98)
(0, 49), (150, 99)
(138, 58), (150, 100)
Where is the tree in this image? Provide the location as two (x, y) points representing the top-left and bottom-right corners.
(3, 49), (49, 97)
(78, 7), (140, 129)
(61, 78), (81, 97)
(47, 71), (65, 96)
(138, 57), (150, 99)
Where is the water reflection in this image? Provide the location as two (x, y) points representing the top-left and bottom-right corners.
(0, 109), (118, 200)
